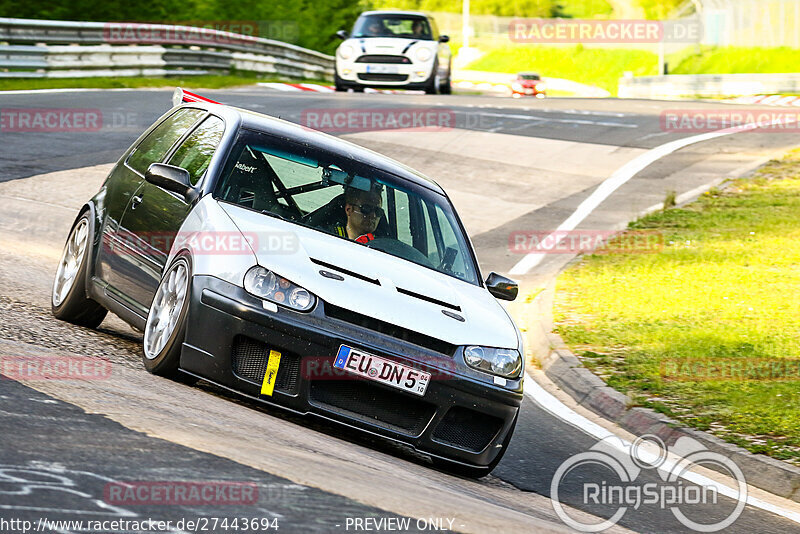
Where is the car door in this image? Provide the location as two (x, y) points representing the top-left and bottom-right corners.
(97, 108), (206, 292)
(111, 114), (226, 312)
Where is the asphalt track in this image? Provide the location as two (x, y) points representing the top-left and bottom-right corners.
(1, 87), (799, 533)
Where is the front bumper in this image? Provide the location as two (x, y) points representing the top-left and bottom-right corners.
(181, 275), (522, 467)
(336, 59), (435, 88)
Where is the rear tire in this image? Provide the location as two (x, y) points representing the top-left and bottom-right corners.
(142, 255), (192, 379)
(51, 213), (107, 328)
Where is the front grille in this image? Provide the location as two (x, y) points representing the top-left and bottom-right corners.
(432, 407), (504, 453)
(324, 303), (456, 356)
(357, 73), (409, 82)
(231, 336), (301, 395)
(355, 55), (410, 64)
(309, 380), (435, 435)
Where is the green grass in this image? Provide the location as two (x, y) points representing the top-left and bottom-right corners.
(670, 46), (800, 74)
(554, 150), (800, 463)
(466, 44), (800, 95)
(0, 75), (330, 92)
(559, 0), (614, 18)
(466, 45), (658, 95)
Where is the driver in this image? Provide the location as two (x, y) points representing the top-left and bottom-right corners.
(333, 186), (383, 243)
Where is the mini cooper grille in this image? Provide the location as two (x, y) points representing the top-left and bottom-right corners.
(355, 55), (411, 64)
(324, 303), (456, 356)
(357, 73), (409, 82)
(432, 407), (504, 453)
(309, 380), (435, 435)
(231, 336), (300, 395)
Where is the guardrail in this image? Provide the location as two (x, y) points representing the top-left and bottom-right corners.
(619, 73), (800, 99)
(0, 18), (335, 80)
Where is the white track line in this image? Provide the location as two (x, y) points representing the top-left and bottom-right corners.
(524, 374), (800, 524)
(509, 117), (796, 275)
(475, 111), (638, 129)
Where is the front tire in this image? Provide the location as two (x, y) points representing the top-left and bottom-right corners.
(143, 255), (192, 379)
(51, 213), (107, 328)
(440, 60), (452, 95)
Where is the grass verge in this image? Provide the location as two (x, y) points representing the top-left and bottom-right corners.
(465, 44), (800, 96)
(466, 45), (658, 95)
(554, 148), (800, 464)
(0, 75), (330, 92)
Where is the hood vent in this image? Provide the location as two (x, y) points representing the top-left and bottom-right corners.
(396, 287), (461, 311)
(324, 302), (456, 356)
(310, 258), (380, 286)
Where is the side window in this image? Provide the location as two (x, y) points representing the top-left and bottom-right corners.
(127, 109), (205, 175)
(434, 205), (469, 277)
(168, 115), (225, 186)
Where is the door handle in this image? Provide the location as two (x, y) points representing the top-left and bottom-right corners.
(131, 195), (143, 209)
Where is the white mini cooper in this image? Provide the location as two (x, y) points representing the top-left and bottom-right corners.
(334, 11), (452, 94)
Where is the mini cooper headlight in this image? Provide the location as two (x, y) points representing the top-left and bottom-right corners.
(415, 47), (432, 62)
(464, 346), (522, 378)
(244, 266), (316, 312)
(512, 82), (523, 92)
(339, 44), (354, 60)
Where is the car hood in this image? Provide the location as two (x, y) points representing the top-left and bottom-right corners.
(220, 202), (519, 349)
(349, 37), (434, 57)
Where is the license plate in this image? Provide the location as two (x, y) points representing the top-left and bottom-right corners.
(334, 345), (430, 396)
(366, 65), (398, 74)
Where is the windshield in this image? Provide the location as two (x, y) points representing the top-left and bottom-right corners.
(214, 130), (479, 285)
(519, 74), (541, 80)
(352, 14), (433, 40)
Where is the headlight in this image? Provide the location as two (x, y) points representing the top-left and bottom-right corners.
(511, 82), (523, 92)
(464, 346), (522, 378)
(536, 83), (546, 91)
(415, 47), (432, 62)
(338, 44), (354, 60)
(244, 266), (316, 312)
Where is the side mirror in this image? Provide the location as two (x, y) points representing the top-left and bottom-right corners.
(336, 30), (349, 40)
(486, 272), (518, 301)
(145, 163), (192, 199)
(439, 35), (450, 43)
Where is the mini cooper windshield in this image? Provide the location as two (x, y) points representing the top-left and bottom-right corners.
(215, 130), (479, 285)
(352, 14), (433, 40)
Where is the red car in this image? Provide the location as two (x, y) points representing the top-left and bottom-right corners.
(511, 72), (546, 98)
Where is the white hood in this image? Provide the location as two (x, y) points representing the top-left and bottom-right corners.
(220, 202), (518, 350)
(349, 37), (434, 58)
